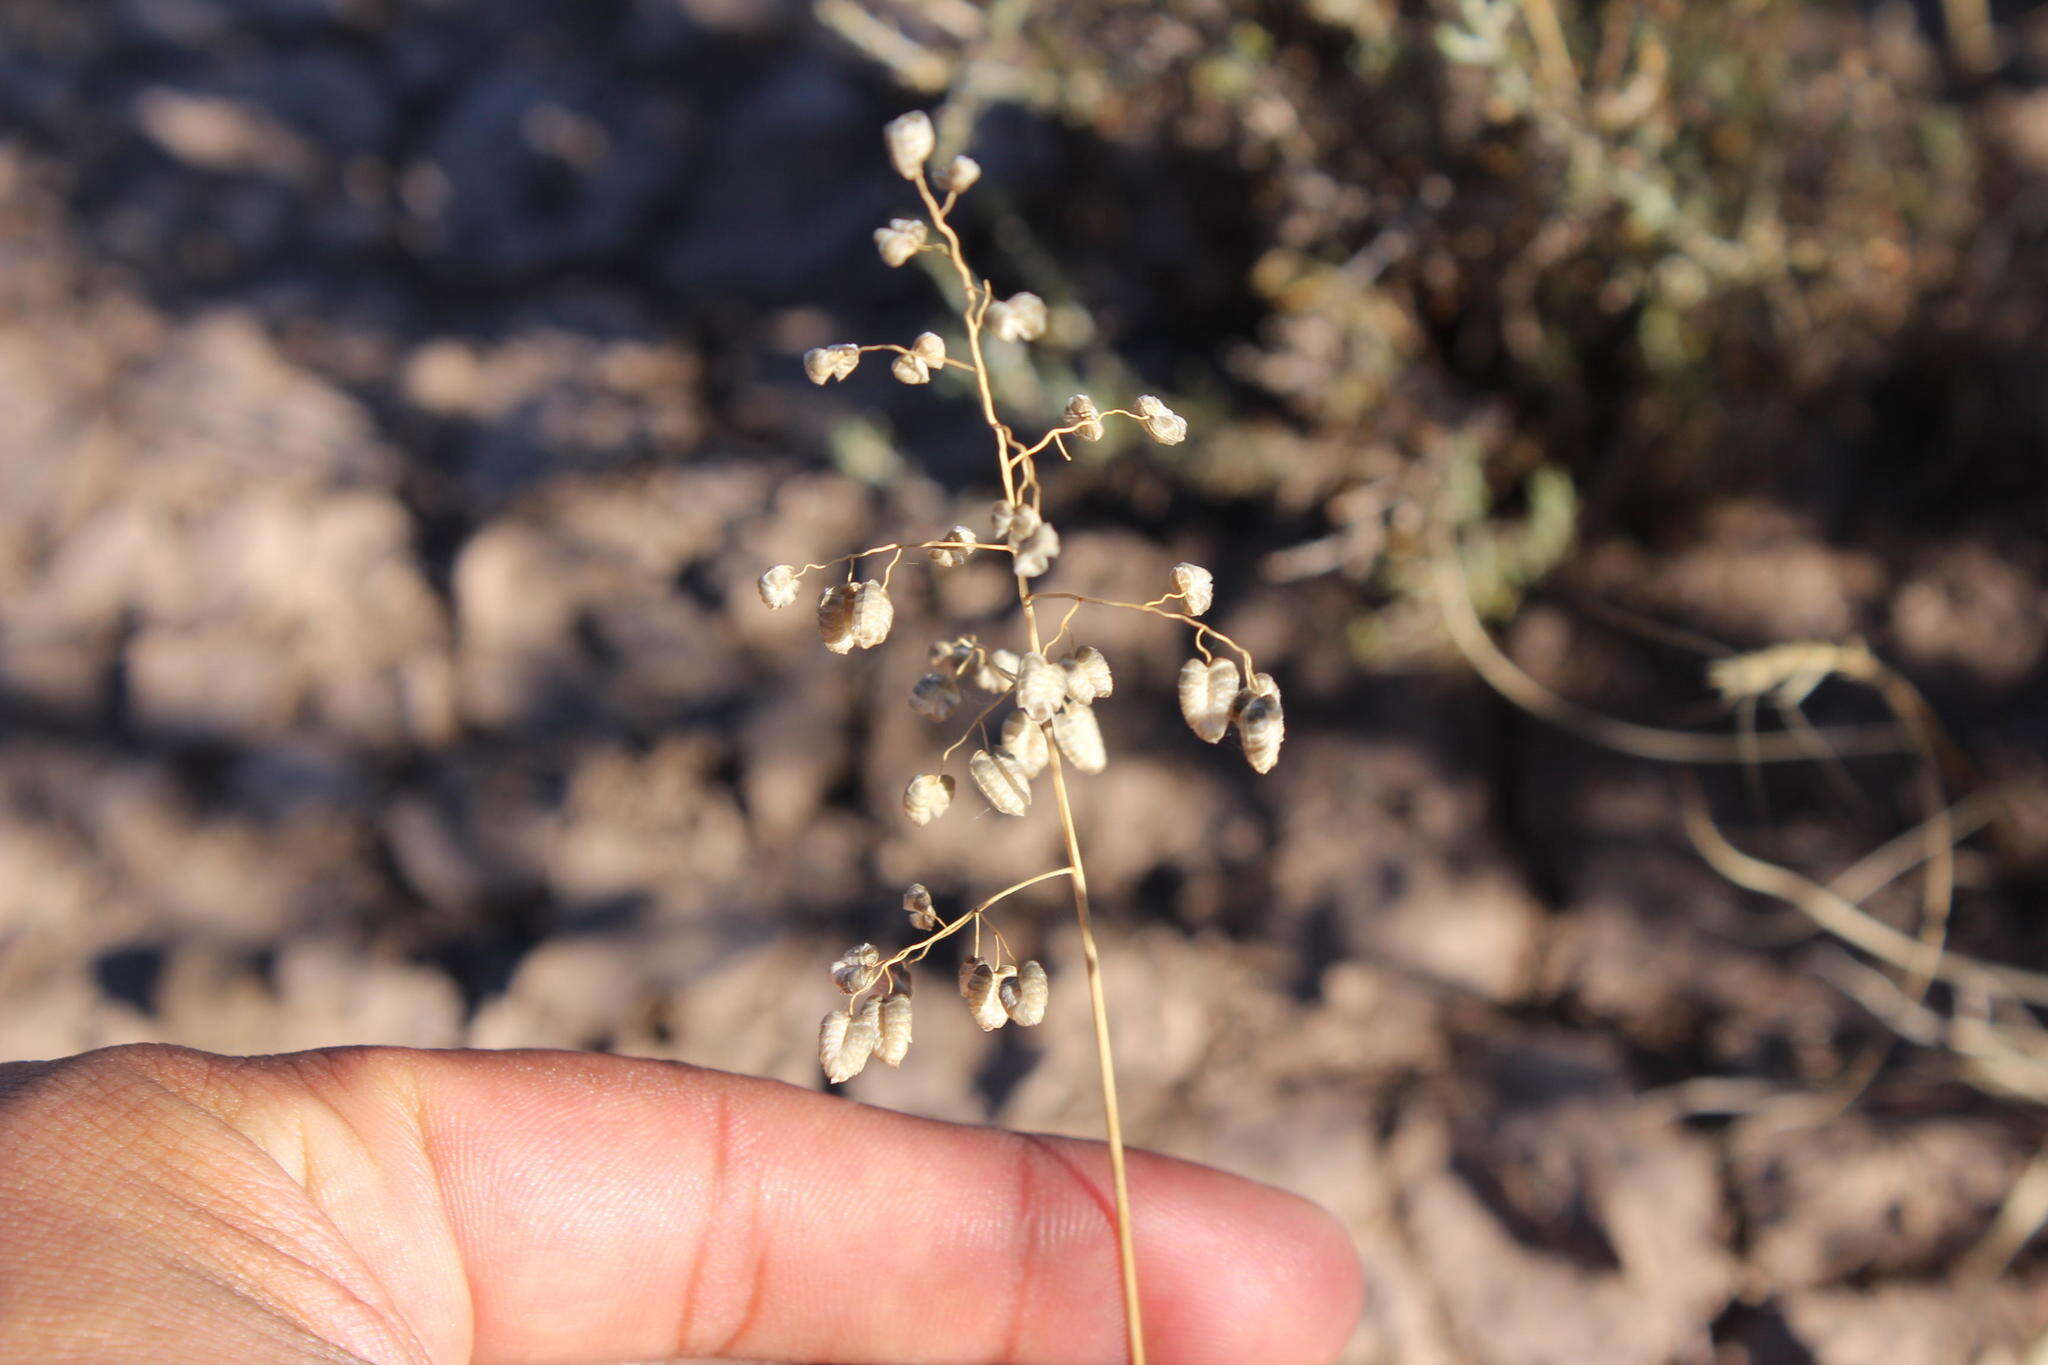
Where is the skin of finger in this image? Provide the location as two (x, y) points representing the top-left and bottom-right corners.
(2, 1046), (1364, 1364)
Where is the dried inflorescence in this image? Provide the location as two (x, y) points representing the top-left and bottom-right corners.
(760, 112), (1282, 1103)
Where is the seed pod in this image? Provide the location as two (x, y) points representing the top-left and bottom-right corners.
(964, 961), (1016, 1031)
(819, 1008), (851, 1079)
(959, 954), (988, 996)
(1172, 563), (1214, 616)
(831, 942), (882, 995)
(904, 883), (938, 930)
(938, 153), (980, 193)
(1003, 502), (1043, 546)
(1000, 709), (1049, 778)
(929, 525), (978, 568)
(969, 747), (1031, 816)
(988, 292), (1048, 343)
(1062, 646), (1113, 704)
(928, 637), (972, 667)
(884, 110), (935, 179)
(849, 580), (893, 649)
(1014, 652), (1067, 723)
(818, 584), (856, 654)
(891, 351), (931, 384)
(1065, 393), (1104, 442)
(1012, 522), (1060, 579)
(1228, 687), (1277, 773)
(1051, 702), (1107, 774)
(826, 999), (882, 1083)
(902, 773), (953, 826)
(1136, 394), (1187, 445)
(1001, 959), (1048, 1026)
(909, 672), (960, 721)
(990, 499), (1019, 541)
(1178, 656), (1238, 743)
(976, 647), (1020, 693)
(803, 344), (860, 385)
(912, 331), (946, 364)
(758, 564), (800, 609)
(876, 994), (913, 1066)
(874, 217), (927, 268)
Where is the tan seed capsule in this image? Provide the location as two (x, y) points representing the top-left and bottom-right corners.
(1004, 502), (1043, 545)
(884, 110), (935, 179)
(938, 153), (980, 193)
(758, 564), (800, 609)
(1012, 522), (1060, 579)
(874, 217), (927, 268)
(1178, 656), (1238, 743)
(819, 1008), (851, 1078)
(876, 994), (913, 1066)
(1236, 685), (1285, 774)
(912, 331), (946, 364)
(904, 882), (937, 930)
(929, 525), (978, 568)
(1000, 709), (1049, 778)
(964, 962), (1016, 1031)
(928, 637), (972, 667)
(977, 647), (1020, 693)
(1051, 702), (1107, 774)
(831, 942), (882, 995)
(827, 999), (882, 1083)
(802, 347), (836, 385)
(969, 747), (1031, 816)
(849, 580), (893, 650)
(1000, 959), (1048, 1026)
(1172, 562), (1214, 616)
(1062, 646), (1113, 703)
(989, 499), (1018, 541)
(1014, 652), (1066, 723)
(1064, 393), (1104, 442)
(959, 954), (989, 996)
(818, 584), (857, 654)
(902, 773), (954, 826)
(909, 672), (960, 720)
(988, 291), (1048, 343)
(891, 351), (931, 384)
(1136, 394), (1187, 445)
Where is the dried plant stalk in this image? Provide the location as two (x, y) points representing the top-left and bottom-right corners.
(760, 111), (1289, 1363)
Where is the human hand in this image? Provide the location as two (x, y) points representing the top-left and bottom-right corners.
(0, 1044), (1361, 1363)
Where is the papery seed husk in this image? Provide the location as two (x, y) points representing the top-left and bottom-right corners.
(831, 942), (882, 994)
(904, 882), (936, 929)
(1063, 646), (1113, 704)
(1000, 709), (1049, 778)
(1014, 652), (1066, 723)
(802, 348), (836, 386)
(826, 343), (861, 379)
(1012, 522), (1060, 579)
(828, 999), (881, 1083)
(819, 1008), (852, 1078)
(960, 955), (988, 996)
(929, 525), (978, 568)
(902, 773), (953, 826)
(758, 564), (799, 609)
(849, 580), (893, 649)
(1238, 691), (1285, 774)
(1004, 502), (1043, 546)
(1051, 702), (1106, 774)
(971, 964), (1016, 1031)
(969, 747), (1031, 816)
(1065, 393), (1104, 442)
(874, 218), (926, 268)
(909, 672), (960, 720)
(991, 292), (1047, 343)
(884, 110), (935, 179)
(939, 153), (980, 193)
(1136, 394), (1187, 445)
(876, 994), (913, 1066)
(928, 637), (971, 666)
(891, 352), (931, 384)
(1001, 960), (1048, 1026)
(977, 648), (1020, 694)
(1172, 563), (1214, 617)
(818, 584), (856, 654)
(990, 499), (1017, 540)
(912, 331), (946, 364)
(1178, 656), (1237, 743)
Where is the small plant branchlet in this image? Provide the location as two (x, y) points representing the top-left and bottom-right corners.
(757, 108), (1284, 1362)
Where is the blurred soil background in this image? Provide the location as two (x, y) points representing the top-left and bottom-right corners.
(3, 0), (2048, 1360)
